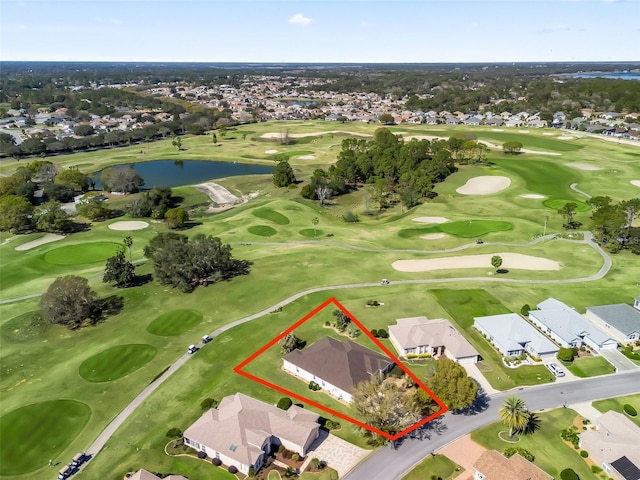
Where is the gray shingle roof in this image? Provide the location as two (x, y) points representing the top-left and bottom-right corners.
(587, 304), (640, 335)
(474, 313), (558, 355)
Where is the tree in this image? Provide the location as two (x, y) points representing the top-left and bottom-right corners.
(491, 255), (503, 272)
(378, 113), (395, 125)
(164, 207), (189, 229)
(312, 217), (319, 239)
(103, 250), (136, 288)
(424, 357), (478, 411)
(0, 195), (34, 232)
(499, 396), (530, 437)
(143, 233), (252, 292)
(0, 175), (22, 197)
(35, 201), (74, 233)
(620, 198), (640, 235)
(502, 141), (523, 154)
(123, 236), (133, 262)
(43, 183), (76, 202)
(351, 373), (422, 435)
(279, 333), (302, 354)
(212, 132), (218, 144)
(332, 309), (351, 332)
(101, 166), (144, 193)
(76, 196), (110, 221)
(40, 276), (98, 329)
(273, 160), (296, 187)
(558, 202), (578, 228)
(55, 169), (89, 192)
(399, 187), (420, 210)
(74, 124), (95, 136)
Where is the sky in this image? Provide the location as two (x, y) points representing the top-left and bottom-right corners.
(1, 0), (639, 63)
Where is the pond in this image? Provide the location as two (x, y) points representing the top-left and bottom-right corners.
(93, 160), (273, 189)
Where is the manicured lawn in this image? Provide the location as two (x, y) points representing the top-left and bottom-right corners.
(300, 467), (339, 479)
(299, 228), (323, 238)
(1, 310), (49, 343)
(470, 408), (594, 480)
(0, 400), (92, 475)
(402, 454), (462, 480)
(267, 150), (314, 160)
(592, 394), (640, 427)
(43, 241), (122, 265)
(398, 220), (512, 238)
(252, 207), (291, 225)
(268, 470), (282, 480)
(146, 309), (203, 336)
(565, 356), (615, 378)
(78, 344), (158, 382)
(248, 225), (278, 236)
(542, 198), (591, 212)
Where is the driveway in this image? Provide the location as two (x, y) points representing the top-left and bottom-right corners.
(304, 430), (371, 478)
(599, 349), (637, 372)
(462, 363), (498, 395)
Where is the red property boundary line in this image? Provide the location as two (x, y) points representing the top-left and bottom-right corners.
(234, 297), (448, 441)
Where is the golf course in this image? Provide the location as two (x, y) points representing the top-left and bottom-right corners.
(1, 121), (639, 480)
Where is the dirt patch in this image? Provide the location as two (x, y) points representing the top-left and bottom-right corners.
(518, 130), (530, 134)
(520, 194), (546, 199)
(566, 163), (602, 171)
(15, 234), (66, 251)
(392, 252), (560, 272)
(195, 182), (259, 213)
(456, 176), (511, 195)
(412, 216), (449, 224)
(491, 128), (504, 132)
(108, 221), (149, 231)
(542, 132), (555, 136)
(421, 233), (447, 240)
(265, 149), (278, 154)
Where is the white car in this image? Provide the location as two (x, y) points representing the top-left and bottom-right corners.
(546, 362), (565, 377)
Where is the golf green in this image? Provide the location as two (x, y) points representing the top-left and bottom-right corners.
(44, 242), (122, 265)
(398, 220), (512, 238)
(78, 344), (157, 382)
(299, 228), (323, 238)
(0, 400), (91, 476)
(252, 208), (290, 225)
(147, 309), (203, 336)
(543, 198), (591, 212)
(248, 225), (277, 237)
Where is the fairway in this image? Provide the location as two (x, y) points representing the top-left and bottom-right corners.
(1, 310), (49, 343)
(252, 207), (290, 225)
(44, 242), (122, 265)
(398, 220), (512, 238)
(78, 344), (158, 382)
(0, 400), (91, 476)
(248, 225), (278, 236)
(146, 309), (204, 336)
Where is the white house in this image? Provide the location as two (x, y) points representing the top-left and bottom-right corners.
(586, 302), (640, 345)
(183, 393), (319, 475)
(528, 298), (618, 351)
(388, 316), (479, 364)
(473, 313), (558, 358)
(283, 337), (394, 403)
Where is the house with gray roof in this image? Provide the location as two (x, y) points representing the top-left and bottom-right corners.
(283, 337), (394, 403)
(528, 298), (618, 351)
(474, 313), (558, 358)
(585, 301), (640, 345)
(389, 317), (479, 364)
(183, 392), (319, 475)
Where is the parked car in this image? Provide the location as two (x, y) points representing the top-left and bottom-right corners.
(202, 335), (212, 344)
(546, 362), (565, 377)
(187, 344), (198, 354)
(380, 279), (390, 285)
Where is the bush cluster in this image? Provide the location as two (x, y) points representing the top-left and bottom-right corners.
(623, 404), (637, 416)
(560, 428), (580, 449)
(212, 458), (222, 466)
(197, 451), (207, 459)
(557, 347), (578, 363)
(308, 381), (321, 391)
(504, 447), (535, 462)
(228, 465), (238, 474)
(580, 450), (589, 458)
(277, 397), (293, 410)
(342, 211), (360, 223)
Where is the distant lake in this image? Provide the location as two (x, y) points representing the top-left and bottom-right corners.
(573, 72), (640, 81)
(94, 160), (273, 189)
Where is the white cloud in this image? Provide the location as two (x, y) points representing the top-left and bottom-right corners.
(289, 13), (311, 26)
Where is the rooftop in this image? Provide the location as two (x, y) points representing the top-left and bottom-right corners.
(587, 303), (640, 335)
(474, 450), (552, 480)
(389, 316), (478, 358)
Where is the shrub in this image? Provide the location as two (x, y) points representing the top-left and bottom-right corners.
(311, 458), (322, 470)
(561, 428), (580, 449)
(366, 300), (380, 307)
(200, 398), (217, 411)
(308, 380), (321, 391)
(377, 328), (389, 338)
(349, 328), (361, 338)
(248, 466), (256, 477)
(504, 447), (535, 462)
(406, 353), (417, 359)
(324, 320), (330, 326)
(580, 450), (589, 458)
(560, 468), (579, 480)
(197, 450), (207, 459)
(557, 347), (577, 362)
(520, 304), (531, 316)
(277, 397), (293, 410)
(621, 346), (640, 361)
(284, 466), (295, 477)
(212, 458), (222, 466)
(325, 420), (333, 430)
(228, 465), (238, 474)
(591, 465), (603, 474)
(342, 211), (360, 223)
(418, 353), (432, 359)
(166, 427), (182, 438)
(370, 329), (379, 337)
(292, 453), (300, 461)
(623, 404), (637, 416)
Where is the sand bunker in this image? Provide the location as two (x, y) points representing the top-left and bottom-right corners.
(412, 216), (449, 224)
(108, 221), (149, 231)
(566, 163), (601, 171)
(557, 135), (575, 140)
(265, 149), (278, 154)
(542, 132), (555, 136)
(15, 234), (65, 251)
(456, 176), (511, 195)
(297, 154), (316, 160)
(491, 129), (504, 132)
(421, 233), (447, 240)
(520, 194), (546, 199)
(392, 252), (560, 272)
(632, 180), (640, 187)
(518, 130), (530, 134)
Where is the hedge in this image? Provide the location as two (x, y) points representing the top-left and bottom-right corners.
(623, 404), (637, 416)
(560, 468), (579, 480)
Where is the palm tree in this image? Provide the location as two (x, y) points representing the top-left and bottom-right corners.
(499, 396), (530, 437)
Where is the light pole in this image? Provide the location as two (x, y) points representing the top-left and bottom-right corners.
(543, 216), (548, 236)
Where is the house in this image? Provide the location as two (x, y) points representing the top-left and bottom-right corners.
(473, 313), (558, 358)
(485, 117), (504, 127)
(585, 301), (640, 345)
(579, 411), (640, 480)
(388, 317), (479, 364)
(283, 337), (394, 403)
(473, 450), (553, 480)
(183, 393), (320, 475)
(129, 469), (187, 480)
(528, 298), (618, 351)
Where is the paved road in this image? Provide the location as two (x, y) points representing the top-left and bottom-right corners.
(344, 370), (640, 480)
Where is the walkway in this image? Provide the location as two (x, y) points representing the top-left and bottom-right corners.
(303, 430), (370, 478)
(570, 183), (592, 199)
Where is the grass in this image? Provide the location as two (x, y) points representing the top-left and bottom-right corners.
(402, 454), (461, 480)
(299, 467), (339, 480)
(592, 394), (640, 427)
(398, 220), (512, 238)
(299, 228), (323, 238)
(247, 225), (278, 236)
(267, 150), (314, 160)
(43, 242), (122, 265)
(0, 400), (92, 475)
(542, 198), (591, 212)
(268, 471), (282, 480)
(78, 344), (158, 382)
(1, 310), (49, 343)
(471, 408), (594, 479)
(146, 309), (203, 336)
(564, 356), (615, 378)
(252, 208), (291, 225)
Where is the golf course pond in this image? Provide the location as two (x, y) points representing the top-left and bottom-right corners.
(94, 160), (273, 188)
